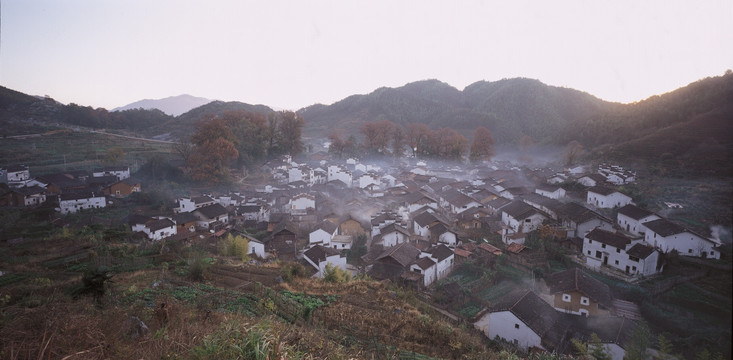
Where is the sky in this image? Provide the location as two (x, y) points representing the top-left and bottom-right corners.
(2, 0), (732, 111)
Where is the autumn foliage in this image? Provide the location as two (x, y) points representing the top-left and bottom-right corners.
(186, 110), (305, 184)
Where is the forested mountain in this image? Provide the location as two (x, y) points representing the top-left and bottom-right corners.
(299, 78), (620, 143)
(146, 100), (275, 140)
(112, 94), (213, 116)
(2, 73), (731, 176)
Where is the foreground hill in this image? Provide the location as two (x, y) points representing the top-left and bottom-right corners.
(112, 94), (214, 116)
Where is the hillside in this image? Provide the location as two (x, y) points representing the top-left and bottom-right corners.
(146, 100), (275, 141)
(299, 78), (619, 143)
(112, 94), (214, 116)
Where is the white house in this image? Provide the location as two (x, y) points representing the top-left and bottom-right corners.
(327, 165), (352, 187)
(236, 204), (270, 222)
(643, 218), (720, 259)
(357, 172), (380, 189)
(474, 290), (564, 352)
(192, 203), (229, 229)
(309, 219), (338, 246)
(58, 192), (106, 214)
(577, 174), (607, 187)
(586, 187), (632, 209)
(4, 165), (30, 185)
(289, 193), (316, 215)
(177, 195), (216, 213)
(501, 201), (547, 234)
(92, 166), (130, 181)
(583, 228), (661, 277)
(535, 184), (566, 199)
(247, 236), (267, 258)
(616, 204), (660, 236)
(558, 202), (615, 238)
(413, 211), (440, 238)
(373, 223), (411, 247)
(141, 218), (177, 241)
(431, 223), (459, 246)
(303, 245), (348, 278)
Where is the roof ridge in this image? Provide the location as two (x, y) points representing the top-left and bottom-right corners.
(510, 290), (530, 310)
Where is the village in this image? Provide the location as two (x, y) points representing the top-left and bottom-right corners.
(0, 153), (728, 359)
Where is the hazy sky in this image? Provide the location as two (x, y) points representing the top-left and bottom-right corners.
(2, 0), (732, 110)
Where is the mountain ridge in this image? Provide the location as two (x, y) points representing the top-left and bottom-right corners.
(112, 94), (214, 116)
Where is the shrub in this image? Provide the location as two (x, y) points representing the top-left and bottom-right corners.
(323, 263), (351, 283)
(217, 234), (250, 263)
(188, 252), (209, 282)
(280, 263), (306, 283)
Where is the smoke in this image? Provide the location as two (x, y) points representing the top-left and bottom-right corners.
(710, 225), (732, 245)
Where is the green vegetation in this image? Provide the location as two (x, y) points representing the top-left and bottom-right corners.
(218, 234), (251, 263)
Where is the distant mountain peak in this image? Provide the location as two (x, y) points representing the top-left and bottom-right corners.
(113, 94), (213, 116)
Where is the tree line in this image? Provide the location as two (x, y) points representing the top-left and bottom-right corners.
(180, 110), (304, 184)
(328, 120), (495, 163)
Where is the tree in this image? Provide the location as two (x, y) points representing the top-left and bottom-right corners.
(188, 137), (239, 184)
(323, 263), (351, 283)
(571, 333), (611, 360)
(565, 140), (585, 166)
(406, 123), (431, 157)
(218, 233), (251, 263)
(276, 111), (305, 156)
(391, 123), (406, 157)
(360, 119), (394, 155)
(518, 135), (536, 163)
(469, 126), (495, 163)
(327, 129), (347, 159)
(624, 321), (651, 360)
(102, 147), (124, 165)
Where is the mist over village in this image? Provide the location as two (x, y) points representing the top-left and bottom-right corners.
(2, 2), (732, 359)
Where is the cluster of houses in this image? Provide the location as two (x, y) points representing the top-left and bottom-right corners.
(2, 155), (723, 356)
(0, 165), (140, 214)
(473, 267), (641, 359)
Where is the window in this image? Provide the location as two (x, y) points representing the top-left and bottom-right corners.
(562, 294), (571, 302)
(688, 249), (693, 253)
(514, 324), (520, 329)
(632, 266), (637, 271)
(616, 249), (621, 253)
(595, 251), (602, 259)
(602, 244), (606, 249)
(588, 239), (592, 244)
(525, 219), (531, 223)
(587, 250), (591, 255)
(580, 297), (589, 305)
(615, 260), (619, 265)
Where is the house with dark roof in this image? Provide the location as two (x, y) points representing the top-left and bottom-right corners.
(309, 219), (338, 246)
(372, 223), (411, 248)
(367, 242), (421, 281)
(535, 184), (566, 199)
(643, 218), (720, 259)
(546, 268), (613, 316)
(141, 218), (177, 241)
(557, 202), (614, 238)
(178, 195), (216, 213)
(303, 245), (347, 278)
(586, 187), (632, 209)
(473, 290), (572, 352)
(616, 204), (660, 236)
(573, 316), (640, 360)
(92, 166), (130, 181)
(172, 211), (197, 233)
(583, 228), (661, 278)
(58, 192), (106, 214)
(2, 186), (46, 207)
(500, 201), (548, 245)
(103, 179), (141, 198)
(192, 203), (229, 230)
(577, 173), (607, 187)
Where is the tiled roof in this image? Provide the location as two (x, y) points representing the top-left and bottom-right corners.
(195, 203), (228, 219)
(546, 268), (613, 308)
(376, 242), (421, 268)
(626, 243), (655, 259)
(585, 228), (631, 249)
(617, 204), (656, 220)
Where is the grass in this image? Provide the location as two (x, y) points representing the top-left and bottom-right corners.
(0, 131), (174, 175)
